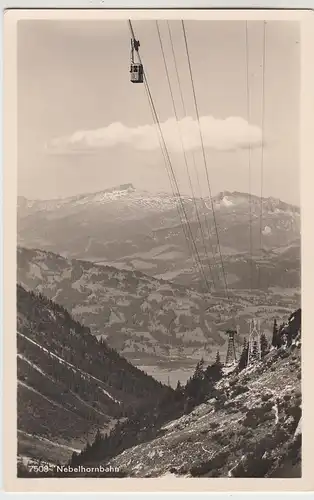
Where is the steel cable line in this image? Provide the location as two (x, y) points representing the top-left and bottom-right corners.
(128, 20), (212, 294)
(143, 80), (212, 295)
(257, 21), (267, 291)
(181, 20), (231, 302)
(156, 20), (217, 289)
(142, 78), (201, 277)
(181, 21), (240, 335)
(245, 21), (254, 292)
(166, 21), (221, 289)
(129, 21), (195, 268)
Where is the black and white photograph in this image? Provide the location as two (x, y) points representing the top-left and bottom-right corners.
(12, 11), (302, 480)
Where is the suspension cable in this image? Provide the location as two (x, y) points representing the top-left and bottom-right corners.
(142, 78), (201, 278)
(166, 21), (220, 290)
(181, 20), (230, 301)
(128, 20), (212, 294)
(143, 80), (212, 294)
(257, 21), (267, 291)
(156, 20), (217, 289)
(245, 21), (254, 292)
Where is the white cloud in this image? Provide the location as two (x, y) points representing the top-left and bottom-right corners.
(46, 115), (262, 155)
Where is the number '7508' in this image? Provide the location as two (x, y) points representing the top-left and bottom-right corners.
(28, 465), (49, 473)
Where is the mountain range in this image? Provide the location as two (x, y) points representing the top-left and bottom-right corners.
(17, 185), (300, 287)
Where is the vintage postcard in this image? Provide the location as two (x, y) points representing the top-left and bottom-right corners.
(3, 7), (314, 493)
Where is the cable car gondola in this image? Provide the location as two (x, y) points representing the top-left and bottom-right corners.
(130, 38), (144, 84)
(130, 63), (143, 84)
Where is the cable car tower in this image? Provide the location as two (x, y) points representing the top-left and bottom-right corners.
(225, 327), (239, 366)
(130, 36), (144, 83)
(247, 318), (262, 365)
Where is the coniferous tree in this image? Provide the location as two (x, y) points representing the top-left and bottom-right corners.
(238, 338), (249, 371)
(89, 428), (104, 461)
(204, 362), (214, 381)
(212, 351), (223, 381)
(260, 332), (269, 358)
(272, 319), (279, 348)
(71, 451), (79, 466)
(175, 380), (183, 394)
(185, 358), (205, 404)
(171, 380), (184, 402)
(194, 358), (205, 378)
(94, 428), (102, 444)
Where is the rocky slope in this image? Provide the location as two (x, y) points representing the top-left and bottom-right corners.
(17, 185), (300, 287)
(17, 285), (171, 464)
(17, 247), (300, 376)
(22, 340), (301, 478)
(106, 345), (302, 478)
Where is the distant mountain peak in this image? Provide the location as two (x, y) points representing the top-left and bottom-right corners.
(71, 183), (136, 201)
(213, 191), (299, 212)
(106, 183), (135, 193)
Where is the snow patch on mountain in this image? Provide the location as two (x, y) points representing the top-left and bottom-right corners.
(221, 196), (234, 207)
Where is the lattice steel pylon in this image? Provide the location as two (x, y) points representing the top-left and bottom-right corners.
(247, 318), (262, 365)
(225, 328), (238, 366)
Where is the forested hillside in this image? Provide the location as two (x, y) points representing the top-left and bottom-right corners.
(17, 285), (172, 464)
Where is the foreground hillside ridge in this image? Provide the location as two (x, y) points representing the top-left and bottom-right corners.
(19, 334), (301, 478)
(97, 345), (302, 478)
(17, 285), (171, 464)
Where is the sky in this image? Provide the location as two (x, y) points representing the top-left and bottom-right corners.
(17, 19), (300, 204)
